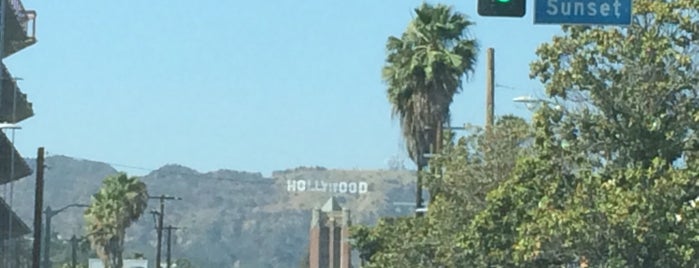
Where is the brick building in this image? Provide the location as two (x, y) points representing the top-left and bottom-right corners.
(308, 197), (352, 268)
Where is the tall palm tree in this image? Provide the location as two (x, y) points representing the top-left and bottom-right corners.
(84, 173), (148, 268)
(383, 3), (478, 212)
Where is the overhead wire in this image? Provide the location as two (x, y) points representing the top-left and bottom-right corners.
(43, 151), (156, 173)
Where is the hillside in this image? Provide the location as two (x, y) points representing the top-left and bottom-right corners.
(7, 156), (417, 267)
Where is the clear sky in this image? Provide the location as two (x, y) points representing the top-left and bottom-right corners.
(6, 0), (561, 176)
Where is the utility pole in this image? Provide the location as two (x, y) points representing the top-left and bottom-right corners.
(70, 235), (78, 268)
(42, 203), (88, 268)
(43, 206), (52, 268)
(486, 47), (495, 131)
(31, 147), (44, 268)
(149, 195), (181, 268)
(165, 225), (180, 268)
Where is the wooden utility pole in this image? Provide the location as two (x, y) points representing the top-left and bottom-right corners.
(486, 48), (495, 130)
(31, 147), (44, 268)
(70, 235), (78, 268)
(149, 195), (180, 268)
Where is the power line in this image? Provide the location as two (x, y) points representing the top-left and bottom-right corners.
(43, 151), (156, 173)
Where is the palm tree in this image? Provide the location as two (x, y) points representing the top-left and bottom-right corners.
(383, 3), (478, 213)
(84, 173), (148, 268)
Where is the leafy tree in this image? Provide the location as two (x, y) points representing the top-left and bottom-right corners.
(462, 109), (699, 266)
(84, 173), (148, 268)
(382, 2), (478, 208)
(362, 1), (699, 266)
(461, 1), (699, 264)
(424, 116), (533, 266)
(351, 116), (532, 267)
(351, 217), (433, 267)
(175, 258), (196, 268)
(529, 0), (699, 170)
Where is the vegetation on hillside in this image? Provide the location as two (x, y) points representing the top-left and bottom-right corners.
(353, 1), (699, 267)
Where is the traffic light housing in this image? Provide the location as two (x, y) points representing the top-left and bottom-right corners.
(478, 0), (526, 17)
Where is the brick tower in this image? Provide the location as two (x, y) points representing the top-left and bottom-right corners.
(309, 197), (351, 268)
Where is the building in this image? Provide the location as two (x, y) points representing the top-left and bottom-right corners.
(0, 0), (37, 264)
(308, 197), (351, 268)
(88, 258), (148, 268)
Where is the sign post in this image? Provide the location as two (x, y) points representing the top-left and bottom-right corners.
(534, 0), (632, 25)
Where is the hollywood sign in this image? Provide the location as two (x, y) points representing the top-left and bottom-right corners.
(287, 180), (369, 194)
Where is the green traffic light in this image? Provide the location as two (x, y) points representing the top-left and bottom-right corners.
(478, 0), (526, 17)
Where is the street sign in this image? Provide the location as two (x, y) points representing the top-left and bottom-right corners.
(534, 0), (632, 25)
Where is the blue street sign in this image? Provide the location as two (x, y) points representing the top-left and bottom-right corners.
(534, 0), (632, 25)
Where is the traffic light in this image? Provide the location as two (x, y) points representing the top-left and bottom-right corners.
(478, 0), (526, 17)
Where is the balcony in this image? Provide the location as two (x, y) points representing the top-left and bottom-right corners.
(0, 63), (32, 123)
(0, 197), (30, 240)
(0, 130), (31, 185)
(3, 0), (36, 58)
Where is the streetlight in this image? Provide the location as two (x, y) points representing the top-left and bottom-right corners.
(513, 96), (563, 111)
(512, 95), (544, 104)
(67, 230), (106, 268)
(43, 203), (89, 268)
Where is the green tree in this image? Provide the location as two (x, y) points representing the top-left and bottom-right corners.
(529, 0), (699, 170)
(361, 1), (699, 267)
(382, 2), (478, 207)
(462, 111), (699, 266)
(351, 116), (532, 267)
(84, 173), (148, 268)
(424, 116), (533, 266)
(460, 0), (699, 264)
(351, 216), (433, 267)
(175, 258), (196, 268)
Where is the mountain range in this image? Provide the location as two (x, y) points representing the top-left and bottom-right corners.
(5, 155), (417, 267)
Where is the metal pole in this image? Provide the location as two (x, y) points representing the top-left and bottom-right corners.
(70, 235), (77, 268)
(31, 147), (44, 268)
(43, 207), (52, 268)
(486, 48), (495, 130)
(415, 165), (424, 217)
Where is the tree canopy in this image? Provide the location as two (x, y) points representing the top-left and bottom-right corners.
(354, 1), (699, 267)
(383, 2), (479, 168)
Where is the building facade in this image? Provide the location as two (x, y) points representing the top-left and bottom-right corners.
(308, 197), (351, 268)
(0, 0), (37, 245)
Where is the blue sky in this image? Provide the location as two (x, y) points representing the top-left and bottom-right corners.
(6, 0), (561, 176)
